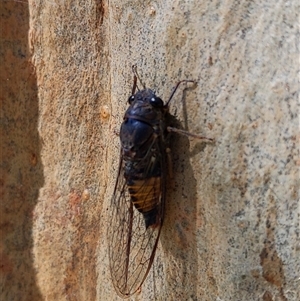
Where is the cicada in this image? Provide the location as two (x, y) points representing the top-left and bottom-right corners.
(108, 66), (213, 298)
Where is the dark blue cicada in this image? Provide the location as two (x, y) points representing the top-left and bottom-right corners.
(108, 66), (213, 298)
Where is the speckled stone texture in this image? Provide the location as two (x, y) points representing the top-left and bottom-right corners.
(1, 0), (299, 300)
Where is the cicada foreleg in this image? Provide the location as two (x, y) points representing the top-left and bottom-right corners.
(166, 80), (196, 106)
(165, 147), (174, 182)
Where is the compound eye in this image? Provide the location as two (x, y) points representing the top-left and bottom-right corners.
(128, 95), (135, 104)
(150, 96), (163, 107)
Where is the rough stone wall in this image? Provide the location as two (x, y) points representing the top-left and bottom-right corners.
(1, 0), (299, 301)
(1, 1), (43, 300)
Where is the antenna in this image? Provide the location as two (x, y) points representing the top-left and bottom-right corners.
(132, 65), (146, 92)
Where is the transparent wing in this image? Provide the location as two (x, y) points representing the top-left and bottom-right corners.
(107, 152), (165, 298)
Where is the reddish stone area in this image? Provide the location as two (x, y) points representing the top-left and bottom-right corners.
(0, 1), (43, 300)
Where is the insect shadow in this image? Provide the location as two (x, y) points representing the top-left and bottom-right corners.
(155, 85), (212, 300)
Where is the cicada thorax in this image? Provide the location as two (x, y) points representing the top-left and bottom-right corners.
(120, 89), (168, 229)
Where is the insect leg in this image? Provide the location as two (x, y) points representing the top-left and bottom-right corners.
(167, 126), (214, 142)
(166, 80), (196, 106)
(166, 147), (174, 185)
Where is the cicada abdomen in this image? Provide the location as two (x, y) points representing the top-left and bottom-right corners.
(108, 66), (213, 298)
